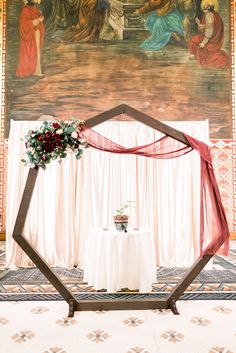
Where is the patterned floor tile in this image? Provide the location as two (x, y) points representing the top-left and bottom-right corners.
(126, 347), (151, 353)
(190, 316), (211, 326)
(208, 347), (234, 353)
(123, 317), (144, 327)
(42, 347), (67, 353)
(56, 317), (77, 327)
(87, 329), (110, 343)
(11, 330), (35, 343)
(0, 317), (9, 325)
(0, 300), (236, 353)
(161, 330), (184, 343)
(213, 305), (232, 314)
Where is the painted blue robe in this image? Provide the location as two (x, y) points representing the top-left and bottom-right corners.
(140, 9), (184, 51)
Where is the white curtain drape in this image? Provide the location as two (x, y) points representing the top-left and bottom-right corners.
(6, 120), (209, 268)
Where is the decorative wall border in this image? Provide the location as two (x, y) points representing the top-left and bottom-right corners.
(0, 0), (6, 231)
(232, 0), (236, 230)
(210, 140), (234, 231)
(0, 0), (5, 140)
(0, 1), (235, 232)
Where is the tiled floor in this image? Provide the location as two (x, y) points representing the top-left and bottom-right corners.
(0, 300), (236, 353)
(1, 242), (236, 352)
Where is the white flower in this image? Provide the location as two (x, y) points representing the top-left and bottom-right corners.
(28, 163), (36, 168)
(29, 147), (35, 154)
(71, 131), (78, 139)
(66, 147), (73, 153)
(57, 129), (63, 134)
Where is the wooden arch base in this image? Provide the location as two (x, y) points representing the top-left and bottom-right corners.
(13, 104), (218, 317)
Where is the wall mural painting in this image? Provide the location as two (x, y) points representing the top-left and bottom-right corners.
(6, 0), (232, 138)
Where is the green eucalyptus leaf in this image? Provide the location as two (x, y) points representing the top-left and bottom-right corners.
(64, 126), (74, 134)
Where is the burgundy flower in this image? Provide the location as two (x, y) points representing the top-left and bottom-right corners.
(38, 135), (44, 142)
(44, 142), (54, 152)
(45, 131), (52, 138)
(23, 121), (87, 168)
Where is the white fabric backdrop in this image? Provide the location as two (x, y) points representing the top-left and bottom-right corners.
(6, 120), (209, 268)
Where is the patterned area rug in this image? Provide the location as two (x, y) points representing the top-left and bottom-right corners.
(0, 300), (236, 353)
(1, 242), (236, 301)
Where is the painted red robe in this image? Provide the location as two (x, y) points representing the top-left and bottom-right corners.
(16, 5), (44, 77)
(189, 11), (229, 69)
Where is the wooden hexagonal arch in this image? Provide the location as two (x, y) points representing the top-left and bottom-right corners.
(12, 104), (224, 317)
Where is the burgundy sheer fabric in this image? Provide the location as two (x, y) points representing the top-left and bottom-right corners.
(80, 125), (229, 256)
(185, 134), (229, 256)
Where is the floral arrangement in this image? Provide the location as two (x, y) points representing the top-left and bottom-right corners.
(22, 121), (88, 168)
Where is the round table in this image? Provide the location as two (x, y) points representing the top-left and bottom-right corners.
(83, 228), (156, 292)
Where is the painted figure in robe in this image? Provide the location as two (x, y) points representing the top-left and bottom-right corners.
(135, 0), (184, 51)
(189, 0), (229, 69)
(63, 0), (109, 42)
(16, 0), (45, 77)
(46, 0), (80, 32)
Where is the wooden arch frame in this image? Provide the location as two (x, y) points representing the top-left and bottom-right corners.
(12, 104), (217, 317)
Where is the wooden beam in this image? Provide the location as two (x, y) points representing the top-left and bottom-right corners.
(166, 254), (212, 303)
(84, 105), (124, 128)
(84, 104), (191, 147)
(12, 167), (39, 236)
(14, 233), (77, 304)
(75, 298), (169, 311)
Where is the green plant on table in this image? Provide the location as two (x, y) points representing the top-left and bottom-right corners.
(115, 201), (135, 216)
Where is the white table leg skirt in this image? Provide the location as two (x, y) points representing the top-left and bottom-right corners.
(83, 228), (156, 292)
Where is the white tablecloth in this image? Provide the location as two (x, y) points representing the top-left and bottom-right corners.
(83, 228), (156, 292)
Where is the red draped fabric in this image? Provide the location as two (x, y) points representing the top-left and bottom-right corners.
(185, 134), (229, 256)
(80, 124), (229, 256)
